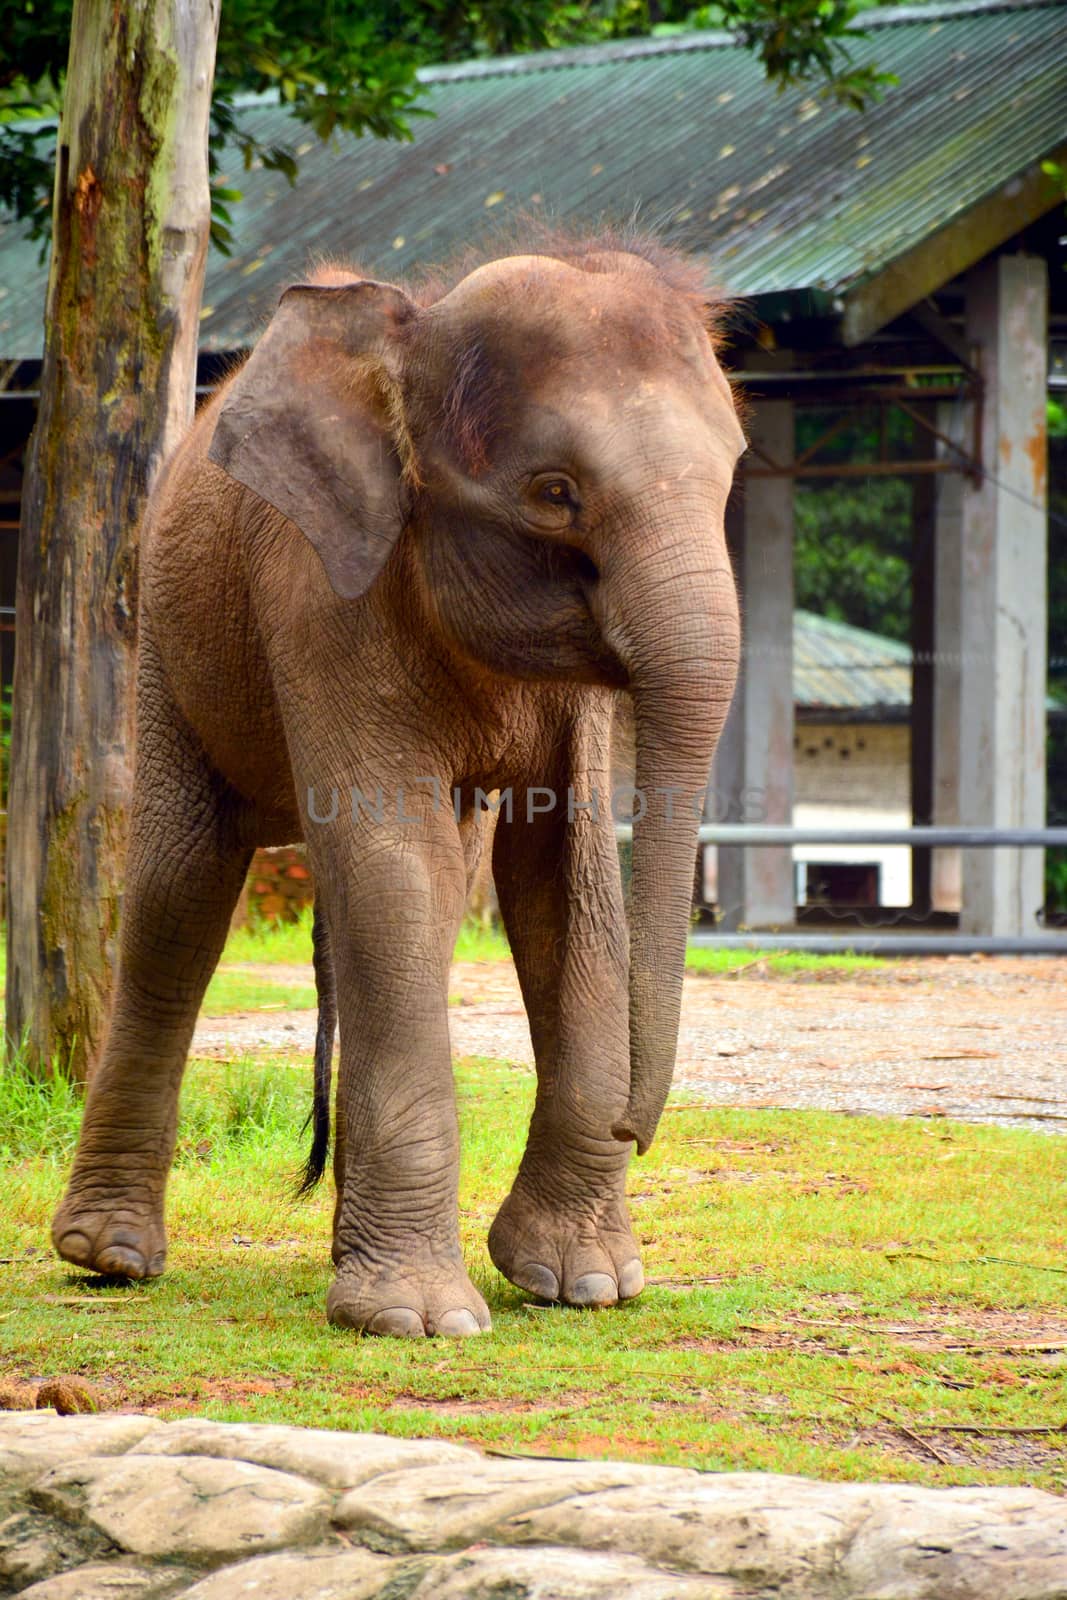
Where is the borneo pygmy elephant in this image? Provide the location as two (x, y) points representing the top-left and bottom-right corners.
(52, 233), (744, 1336)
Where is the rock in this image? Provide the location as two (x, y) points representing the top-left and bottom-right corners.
(138, 1419), (477, 1490)
(504, 1471), (873, 1590)
(177, 1544), (410, 1599)
(15, 1560), (190, 1598)
(0, 1506), (107, 1590)
(0, 1413), (160, 1486)
(506, 1472), (1067, 1600)
(29, 1453), (331, 1562)
(407, 1544), (742, 1598)
(840, 1483), (1067, 1600)
(3, 1414), (1066, 1600)
(333, 1457), (694, 1554)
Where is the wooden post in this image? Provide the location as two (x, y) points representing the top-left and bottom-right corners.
(6, 0), (220, 1076)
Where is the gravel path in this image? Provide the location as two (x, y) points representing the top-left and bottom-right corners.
(193, 956), (1067, 1132)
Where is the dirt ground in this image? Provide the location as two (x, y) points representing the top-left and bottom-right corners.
(193, 956), (1067, 1132)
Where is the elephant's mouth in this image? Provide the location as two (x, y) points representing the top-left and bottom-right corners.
(532, 540), (628, 686)
(564, 545), (600, 586)
(539, 538), (600, 589)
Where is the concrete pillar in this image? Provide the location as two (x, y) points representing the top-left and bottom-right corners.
(959, 254), (1048, 936)
(931, 399), (964, 912)
(911, 435), (936, 912)
(715, 397), (795, 928)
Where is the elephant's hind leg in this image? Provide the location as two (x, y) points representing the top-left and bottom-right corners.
(52, 639), (252, 1280)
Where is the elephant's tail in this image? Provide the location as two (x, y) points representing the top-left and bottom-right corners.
(297, 901), (336, 1195)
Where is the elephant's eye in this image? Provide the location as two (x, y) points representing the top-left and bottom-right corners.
(528, 472), (580, 518)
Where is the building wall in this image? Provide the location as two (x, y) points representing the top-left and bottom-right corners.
(700, 719), (915, 910)
(793, 722), (910, 810)
(792, 720), (912, 907)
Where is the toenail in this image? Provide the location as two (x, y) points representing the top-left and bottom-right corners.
(618, 1259), (645, 1300)
(517, 1263), (560, 1302)
(366, 1306), (427, 1337)
(435, 1309), (484, 1337)
(55, 1230), (92, 1264)
(569, 1271), (619, 1307)
(96, 1246), (147, 1281)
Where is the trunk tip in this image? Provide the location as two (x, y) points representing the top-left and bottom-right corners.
(611, 1111), (651, 1157)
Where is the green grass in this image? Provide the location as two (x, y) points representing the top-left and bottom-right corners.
(2, 1048), (1065, 1490)
(221, 908), (882, 976)
(683, 944), (883, 976)
(222, 911), (509, 968)
(202, 970), (317, 1014)
(223, 908), (319, 966)
(453, 919), (513, 963)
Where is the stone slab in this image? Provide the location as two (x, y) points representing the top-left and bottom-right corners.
(508, 1471), (1067, 1599)
(0, 1413), (160, 1486)
(29, 1453), (331, 1562)
(507, 1471), (873, 1589)
(1, 1413), (1065, 1600)
(840, 1483), (1067, 1600)
(138, 1419), (477, 1490)
(15, 1561), (191, 1599)
(176, 1544), (404, 1599)
(408, 1544), (743, 1599)
(0, 1505), (106, 1590)
(333, 1456), (695, 1553)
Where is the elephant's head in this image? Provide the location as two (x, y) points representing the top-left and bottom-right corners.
(209, 240), (744, 1154)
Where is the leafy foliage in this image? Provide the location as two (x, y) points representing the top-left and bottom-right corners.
(1, 0), (893, 249)
(794, 406), (914, 643)
(687, 0), (895, 109)
(795, 478), (912, 643)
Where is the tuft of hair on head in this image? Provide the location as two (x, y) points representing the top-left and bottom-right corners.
(305, 257), (373, 289)
(408, 215), (733, 349)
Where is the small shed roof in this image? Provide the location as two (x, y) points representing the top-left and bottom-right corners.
(793, 609), (1067, 720)
(1, 0), (1064, 360)
(794, 610), (911, 716)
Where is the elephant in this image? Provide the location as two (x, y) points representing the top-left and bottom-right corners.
(51, 232), (745, 1337)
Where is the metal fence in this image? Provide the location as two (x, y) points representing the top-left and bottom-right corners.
(614, 824), (1067, 955)
(692, 826), (1067, 848)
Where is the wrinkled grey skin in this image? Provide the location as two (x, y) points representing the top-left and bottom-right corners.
(52, 243), (744, 1337)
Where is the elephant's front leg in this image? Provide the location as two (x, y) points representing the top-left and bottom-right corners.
(319, 813), (490, 1338)
(489, 724), (643, 1308)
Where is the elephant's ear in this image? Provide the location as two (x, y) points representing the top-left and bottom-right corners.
(208, 280), (417, 600)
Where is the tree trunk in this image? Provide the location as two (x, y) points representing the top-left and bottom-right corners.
(6, 0), (220, 1078)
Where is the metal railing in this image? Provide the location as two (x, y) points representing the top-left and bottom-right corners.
(612, 823), (1067, 955)
(692, 825), (1067, 848)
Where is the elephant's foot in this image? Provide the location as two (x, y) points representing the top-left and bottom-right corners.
(52, 1189), (167, 1280)
(327, 1249), (491, 1337)
(488, 1181), (644, 1308)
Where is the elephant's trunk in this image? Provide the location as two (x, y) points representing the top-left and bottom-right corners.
(608, 553), (739, 1155)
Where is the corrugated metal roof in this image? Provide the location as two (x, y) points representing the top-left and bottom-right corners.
(793, 609), (1067, 715)
(0, 0), (1064, 357)
(793, 610), (911, 712)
